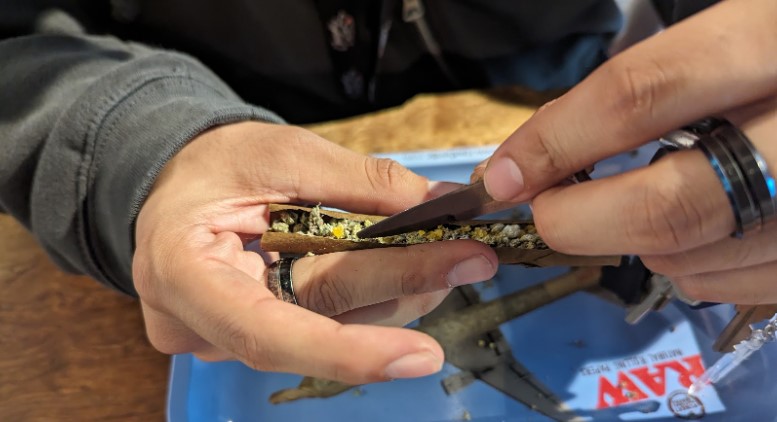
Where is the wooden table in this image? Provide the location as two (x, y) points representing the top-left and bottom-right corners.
(0, 87), (546, 421)
(0, 218), (170, 421)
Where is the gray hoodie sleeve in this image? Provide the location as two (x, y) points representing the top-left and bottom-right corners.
(0, 20), (283, 296)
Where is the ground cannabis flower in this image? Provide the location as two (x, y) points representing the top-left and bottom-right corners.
(269, 206), (548, 250)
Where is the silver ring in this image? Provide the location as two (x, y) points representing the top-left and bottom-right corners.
(266, 258), (299, 305)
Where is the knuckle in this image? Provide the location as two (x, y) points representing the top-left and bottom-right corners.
(400, 269), (425, 296)
(363, 157), (413, 192)
(198, 307), (279, 372)
(626, 180), (702, 252)
(299, 270), (354, 316)
(532, 124), (570, 180)
(607, 58), (671, 128)
(229, 322), (278, 372)
(632, 190), (679, 250)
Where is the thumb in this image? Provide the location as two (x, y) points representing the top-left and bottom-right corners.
(273, 126), (441, 215)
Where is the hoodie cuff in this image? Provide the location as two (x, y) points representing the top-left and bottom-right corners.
(88, 56), (283, 295)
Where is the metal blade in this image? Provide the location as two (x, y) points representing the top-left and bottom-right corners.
(357, 180), (515, 238)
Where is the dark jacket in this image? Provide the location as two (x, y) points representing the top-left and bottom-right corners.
(0, 0), (675, 295)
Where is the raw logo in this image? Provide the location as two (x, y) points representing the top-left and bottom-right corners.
(667, 391), (706, 419)
(596, 354), (704, 408)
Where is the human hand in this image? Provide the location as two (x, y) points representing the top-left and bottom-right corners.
(480, 0), (777, 304)
(133, 121), (498, 384)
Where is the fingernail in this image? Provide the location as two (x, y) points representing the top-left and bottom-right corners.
(484, 157), (524, 201)
(447, 254), (494, 287)
(384, 351), (442, 379)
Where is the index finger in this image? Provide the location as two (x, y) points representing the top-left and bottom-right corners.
(483, 0), (777, 202)
(530, 149), (733, 255)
